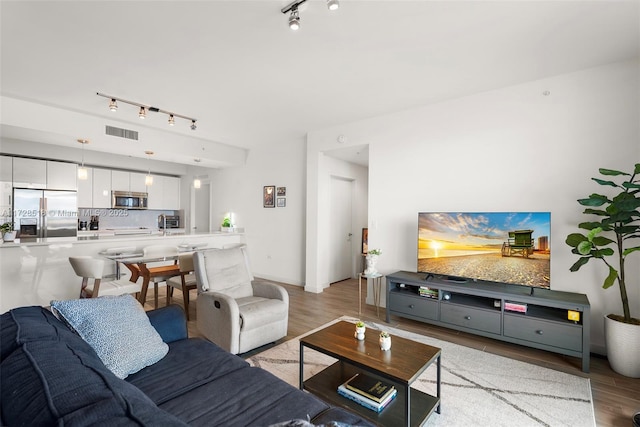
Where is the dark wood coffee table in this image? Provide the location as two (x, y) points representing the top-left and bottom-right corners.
(299, 321), (441, 427)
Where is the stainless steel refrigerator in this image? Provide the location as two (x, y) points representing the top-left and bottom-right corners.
(13, 189), (78, 238)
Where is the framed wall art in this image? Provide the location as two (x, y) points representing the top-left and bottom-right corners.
(277, 187), (286, 196)
(263, 185), (275, 208)
(277, 198), (286, 207)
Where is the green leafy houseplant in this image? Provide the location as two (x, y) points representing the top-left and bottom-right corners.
(368, 248), (382, 256)
(0, 222), (13, 234)
(221, 217), (232, 228)
(565, 163), (640, 325)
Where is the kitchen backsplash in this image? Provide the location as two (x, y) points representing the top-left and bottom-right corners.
(78, 208), (181, 230)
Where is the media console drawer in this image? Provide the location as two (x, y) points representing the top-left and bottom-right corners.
(503, 315), (582, 352)
(389, 292), (438, 320)
(440, 304), (501, 335)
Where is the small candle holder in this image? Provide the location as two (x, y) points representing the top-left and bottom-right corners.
(379, 331), (391, 351)
(354, 321), (366, 341)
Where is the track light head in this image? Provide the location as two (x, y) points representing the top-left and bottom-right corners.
(109, 99), (118, 111)
(191, 120), (197, 131)
(327, 0), (339, 11)
(138, 106), (146, 119)
(168, 114), (175, 126)
(289, 8), (300, 30)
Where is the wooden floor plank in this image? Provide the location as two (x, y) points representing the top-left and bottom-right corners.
(147, 277), (640, 427)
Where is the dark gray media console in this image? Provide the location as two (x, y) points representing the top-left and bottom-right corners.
(386, 271), (591, 372)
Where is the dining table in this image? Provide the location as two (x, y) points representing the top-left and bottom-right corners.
(112, 254), (183, 308)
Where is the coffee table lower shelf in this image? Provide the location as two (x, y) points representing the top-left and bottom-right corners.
(303, 361), (439, 427)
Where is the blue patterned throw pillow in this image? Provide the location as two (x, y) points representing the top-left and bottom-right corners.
(50, 295), (169, 379)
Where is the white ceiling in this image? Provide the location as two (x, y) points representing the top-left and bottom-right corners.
(1, 1), (638, 167)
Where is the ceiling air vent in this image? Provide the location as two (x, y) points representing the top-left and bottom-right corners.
(105, 125), (138, 141)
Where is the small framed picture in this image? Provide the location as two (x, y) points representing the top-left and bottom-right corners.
(277, 197), (286, 207)
(277, 187), (286, 196)
(263, 186), (275, 208)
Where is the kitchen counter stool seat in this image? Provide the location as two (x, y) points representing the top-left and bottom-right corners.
(69, 256), (141, 298)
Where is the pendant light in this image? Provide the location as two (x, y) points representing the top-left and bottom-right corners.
(77, 139), (89, 180)
(144, 151), (154, 186)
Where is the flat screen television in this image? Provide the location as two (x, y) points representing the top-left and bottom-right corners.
(417, 212), (551, 289)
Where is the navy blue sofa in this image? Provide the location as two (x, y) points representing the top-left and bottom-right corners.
(0, 305), (372, 426)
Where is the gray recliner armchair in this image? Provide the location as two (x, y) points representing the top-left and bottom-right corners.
(193, 246), (289, 354)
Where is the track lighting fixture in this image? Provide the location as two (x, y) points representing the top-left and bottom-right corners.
(97, 92), (198, 131)
(144, 151), (154, 186)
(281, 0), (338, 30)
(289, 7), (300, 30)
(77, 139), (89, 180)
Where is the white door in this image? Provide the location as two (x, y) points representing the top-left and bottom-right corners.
(193, 182), (210, 233)
(329, 176), (353, 283)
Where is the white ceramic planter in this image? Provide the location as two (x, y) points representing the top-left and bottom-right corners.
(2, 231), (16, 242)
(604, 314), (640, 378)
(354, 325), (366, 341)
(365, 254), (378, 275)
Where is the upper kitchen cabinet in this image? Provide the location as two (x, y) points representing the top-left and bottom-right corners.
(111, 170), (147, 193)
(147, 175), (180, 210)
(47, 161), (77, 191)
(111, 170), (129, 192)
(77, 168), (111, 208)
(130, 172), (147, 193)
(92, 168), (111, 208)
(77, 167), (93, 207)
(12, 158), (46, 189)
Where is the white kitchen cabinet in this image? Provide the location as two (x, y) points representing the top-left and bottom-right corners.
(130, 172), (147, 193)
(13, 157), (46, 188)
(77, 167), (93, 207)
(146, 175), (163, 209)
(163, 176), (180, 210)
(92, 168), (111, 208)
(112, 170), (148, 193)
(111, 170), (129, 192)
(146, 175), (180, 210)
(46, 161), (77, 190)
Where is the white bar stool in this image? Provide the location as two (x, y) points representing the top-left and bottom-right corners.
(69, 256), (142, 298)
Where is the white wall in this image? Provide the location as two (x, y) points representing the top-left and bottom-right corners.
(211, 138), (307, 285)
(307, 59), (640, 353)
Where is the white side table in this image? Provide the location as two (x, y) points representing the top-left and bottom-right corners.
(358, 272), (383, 318)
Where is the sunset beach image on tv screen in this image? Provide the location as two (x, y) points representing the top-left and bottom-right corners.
(418, 212), (551, 289)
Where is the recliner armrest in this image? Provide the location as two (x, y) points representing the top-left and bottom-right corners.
(146, 305), (188, 343)
(252, 281), (289, 304)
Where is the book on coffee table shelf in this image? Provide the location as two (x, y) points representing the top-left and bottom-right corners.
(337, 383), (397, 413)
(344, 373), (395, 403)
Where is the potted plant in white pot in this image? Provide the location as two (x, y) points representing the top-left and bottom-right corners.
(221, 216), (233, 233)
(565, 163), (640, 377)
(1, 222), (16, 242)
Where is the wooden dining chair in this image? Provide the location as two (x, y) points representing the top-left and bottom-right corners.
(142, 245), (180, 308)
(166, 252), (198, 319)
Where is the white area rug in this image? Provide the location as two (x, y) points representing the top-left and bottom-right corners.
(247, 316), (595, 427)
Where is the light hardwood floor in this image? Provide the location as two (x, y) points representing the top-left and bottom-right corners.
(147, 278), (639, 427)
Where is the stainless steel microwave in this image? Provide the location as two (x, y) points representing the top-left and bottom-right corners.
(112, 191), (148, 210)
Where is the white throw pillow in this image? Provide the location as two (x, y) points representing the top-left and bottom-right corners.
(50, 295), (169, 379)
